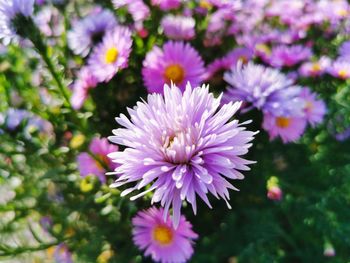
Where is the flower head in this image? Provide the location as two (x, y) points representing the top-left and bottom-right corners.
(339, 41), (350, 60)
(262, 113), (307, 143)
(161, 15), (195, 41)
(108, 83), (257, 227)
(224, 62), (302, 115)
(328, 59), (350, 80)
(300, 88), (326, 127)
(299, 56), (331, 77)
(88, 26), (132, 82)
(132, 207), (198, 263)
(77, 137), (118, 183)
(112, 0), (150, 25)
(142, 41), (205, 93)
(70, 67), (98, 110)
(67, 9), (117, 57)
(0, 0), (35, 45)
(268, 45), (312, 68)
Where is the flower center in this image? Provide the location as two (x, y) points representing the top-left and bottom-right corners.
(164, 64), (185, 85)
(239, 55), (248, 64)
(312, 63), (321, 72)
(153, 225), (173, 246)
(105, 47), (119, 64)
(276, 117), (291, 128)
(199, 0), (212, 9)
(338, 69), (348, 79)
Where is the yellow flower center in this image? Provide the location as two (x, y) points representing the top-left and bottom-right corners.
(199, 0), (212, 9)
(311, 63), (321, 72)
(338, 69), (348, 79)
(105, 47), (119, 64)
(153, 225), (173, 246)
(276, 117), (291, 128)
(239, 55), (248, 64)
(337, 9), (348, 17)
(164, 64), (185, 85)
(255, 44), (271, 55)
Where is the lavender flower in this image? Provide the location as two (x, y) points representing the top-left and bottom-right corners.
(0, 0), (35, 45)
(300, 87), (326, 127)
(161, 15), (195, 40)
(268, 45), (312, 68)
(112, 0), (150, 26)
(328, 58), (350, 80)
(339, 41), (350, 59)
(67, 9), (117, 57)
(299, 57), (331, 77)
(108, 83), (257, 227)
(88, 26), (132, 82)
(132, 207), (198, 263)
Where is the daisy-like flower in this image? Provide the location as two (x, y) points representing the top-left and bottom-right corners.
(34, 6), (64, 37)
(142, 41), (205, 93)
(151, 0), (182, 10)
(112, 0), (150, 25)
(300, 87), (326, 127)
(0, 0), (35, 45)
(70, 67), (98, 110)
(132, 207), (198, 263)
(339, 41), (350, 60)
(328, 59), (350, 80)
(299, 56), (331, 77)
(88, 26), (132, 83)
(108, 83), (257, 227)
(223, 62), (298, 112)
(161, 15), (195, 41)
(77, 137), (118, 184)
(262, 113), (307, 143)
(268, 45), (312, 68)
(67, 9), (117, 57)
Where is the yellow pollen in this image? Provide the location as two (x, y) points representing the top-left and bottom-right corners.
(276, 117), (291, 128)
(153, 225), (173, 245)
(311, 63), (321, 72)
(338, 69), (348, 79)
(105, 47), (119, 64)
(199, 0), (212, 9)
(256, 44), (271, 55)
(337, 9), (348, 17)
(239, 55), (248, 64)
(164, 64), (185, 85)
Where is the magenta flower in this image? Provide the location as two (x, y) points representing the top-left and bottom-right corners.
(88, 26), (132, 83)
(151, 0), (181, 10)
(267, 186), (283, 201)
(161, 15), (195, 41)
(262, 113), (307, 143)
(70, 67), (98, 110)
(300, 88), (326, 127)
(108, 83), (257, 227)
(67, 9), (117, 57)
(142, 41), (205, 93)
(77, 138), (118, 183)
(112, 0), (150, 26)
(132, 207), (198, 263)
(268, 45), (312, 68)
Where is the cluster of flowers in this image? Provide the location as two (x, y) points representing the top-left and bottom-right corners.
(1, 0), (349, 262)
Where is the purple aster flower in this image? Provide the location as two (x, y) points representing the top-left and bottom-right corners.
(34, 6), (63, 37)
(88, 26), (132, 83)
(0, 0), (35, 45)
(70, 67), (98, 110)
(132, 207), (198, 263)
(328, 58), (350, 80)
(205, 47), (253, 82)
(339, 41), (350, 59)
(262, 113), (307, 143)
(77, 137), (119, 184)
(224, 62), (305, 118)
(67, 9), (117, 57)
(53, 244), (73, 263)
(142, 41), (205, 93)
(300, 87), (326, 127)
(112, 0), (150, 26)
(299, 56), (331, 77)
(161, 15), (195, 41)
(108, 83), (257, 227)
(268, 45), (312, 68)
(151, 0), (181, 10)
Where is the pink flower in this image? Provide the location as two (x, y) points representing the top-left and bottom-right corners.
(267, 186), (283, 201)
(151, 0), (182, 10)
(262, 113), (307, 143)
(77, 138), (118, 183)
(132, 207), (198, 263)
(300, 88), (326, 127)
